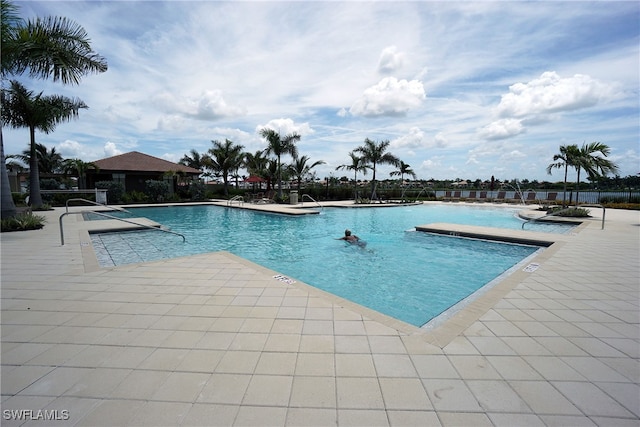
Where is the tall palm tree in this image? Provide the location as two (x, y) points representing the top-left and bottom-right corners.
(573, 142), (619, 208)
(207, 139), (244, 197)
(546, 144), (580, 207)
(288, 155), (325, 191)
(260, 128), (301, 199)
(62, 158), (98, 189)
(354, 138), (400, 201)
(0, 0), (107, 218)
(2, 80), (87, 208)
(336, 152), (369, 201)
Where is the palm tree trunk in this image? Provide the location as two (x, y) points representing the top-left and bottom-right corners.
(562, 164), (568, 207)
(575, 168), (581, 208)
(353, 171), (357, 201)
(28, 126), (43, 208)
(276, 156), (282, 200)
(1, 129), (18, 219)
(370, 164), (377, 200)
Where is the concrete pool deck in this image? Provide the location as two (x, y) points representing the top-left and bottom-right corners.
(1, 202), (638, 426)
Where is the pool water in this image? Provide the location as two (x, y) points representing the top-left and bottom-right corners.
(89, 204), (551, 326)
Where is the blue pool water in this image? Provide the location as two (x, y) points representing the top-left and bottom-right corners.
(89, 204), (554, 326)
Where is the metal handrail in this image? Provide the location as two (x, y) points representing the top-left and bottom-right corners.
(301, 194), (323, 210)
(65, 198), (130, 214)
(227, 195), (244, 206)
(59, 210), (185, 245)
(522, 204), (605, 230)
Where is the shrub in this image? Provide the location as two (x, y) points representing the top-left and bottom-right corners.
(95, 181), (125, 204)
(188, 181), (207, 201)
(122, 191), (149, 204)
(546, 207), (591, 217)
(145, 180), (170, 202)
(1, 212), (46, 232)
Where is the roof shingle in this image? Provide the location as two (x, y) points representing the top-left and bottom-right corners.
(92, 151), (201, 174)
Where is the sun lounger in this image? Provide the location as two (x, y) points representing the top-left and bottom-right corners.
(477, 191), (488, 202)
(463, 191), (477, 202)
(493, 191), (506, 203)
(442, 191), (452, 202)
(540, 192), (558, 206)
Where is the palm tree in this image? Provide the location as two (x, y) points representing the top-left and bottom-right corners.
(2, 80), (87, 208)
(336, 152), (369, 201)
(62, 158), (98, 189)
(244, 150), (269, 178)
(390, 160), (417, 182)
(354, 138), (400, 201)
(546, 144), (580, 207)
(288, 155), (325, 191)
(207, 139), (244, 197)
(260, 128), (301, 199)
(0, 0), (107, 218)
(390, 160), (417, 201)
(179, 149), (206, 170)
(18, 143), (64, 174)
(573, 142), (619, 208)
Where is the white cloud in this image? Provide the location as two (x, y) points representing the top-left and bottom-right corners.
(391, 127), (425, 149)
(58, 140), (88, 159)
(377, 45), (404, 74)
(434, 132), (448, 148)
(256, 118), (314, 137)
(153, 90), (246, 120)
(496, 71), (616, 118)
(479, 71), (620, 142)
(157, 115), (186, 132)
(104, 142), (123, 157)
(193, 90), (247, 119)
(349, 77), (426, 117)
(500, 150), (527, 161)
(478, 118), (525, 140)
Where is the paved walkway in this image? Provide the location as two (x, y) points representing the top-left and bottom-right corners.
(1, 203), (638, 426)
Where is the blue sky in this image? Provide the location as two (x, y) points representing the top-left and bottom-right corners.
(5, 1), (639, 182)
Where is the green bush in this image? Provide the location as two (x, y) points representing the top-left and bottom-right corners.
(145, 180), (170, 202)
(1, 212), (46, 232)
(122, 191), (149, 204)
(546, 207), (591, 217)
(12, 192), (28, 206)
(95, 181), (125, 204)
(188, 181), (207, 201)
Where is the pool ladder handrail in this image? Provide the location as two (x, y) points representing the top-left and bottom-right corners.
(301, 194), (323, 210)
(522, 204), (605, 230)
(59, 207), (186, 246)
(227, 195), (244, 206)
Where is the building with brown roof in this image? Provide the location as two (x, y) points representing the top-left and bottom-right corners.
(86, 151), (201, 194)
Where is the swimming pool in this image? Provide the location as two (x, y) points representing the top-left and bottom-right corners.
(89, 204), (552, 326)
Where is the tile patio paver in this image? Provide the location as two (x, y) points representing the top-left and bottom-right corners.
(1, 203), (638, 426)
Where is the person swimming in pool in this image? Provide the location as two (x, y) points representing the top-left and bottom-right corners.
(337, 229), (366, 247)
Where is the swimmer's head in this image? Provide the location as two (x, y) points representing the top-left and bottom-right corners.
(345, 229), (351, 236)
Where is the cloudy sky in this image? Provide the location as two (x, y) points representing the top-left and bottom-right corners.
(5, 1), (639, 182)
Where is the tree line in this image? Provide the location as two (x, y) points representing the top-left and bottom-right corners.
(179, 135), (418, 203)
